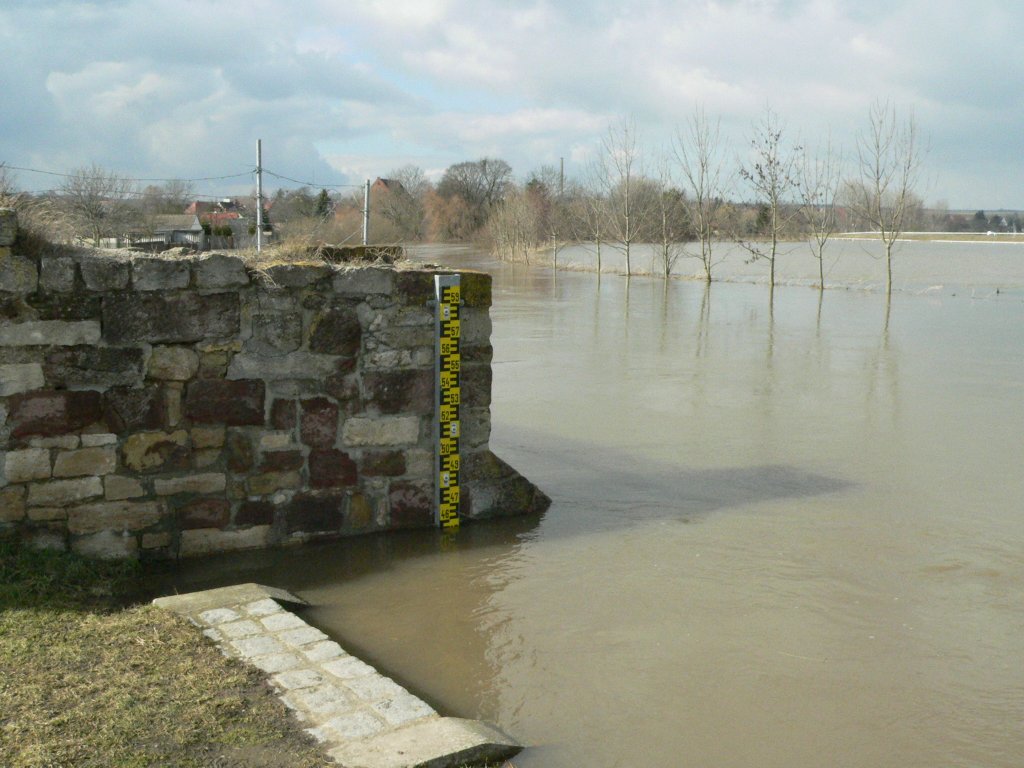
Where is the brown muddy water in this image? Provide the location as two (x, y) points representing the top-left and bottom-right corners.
(167, 243), (1024, 767)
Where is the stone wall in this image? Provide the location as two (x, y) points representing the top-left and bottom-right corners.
(0, 210), (549, 558)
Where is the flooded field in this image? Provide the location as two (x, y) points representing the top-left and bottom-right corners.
(170, 242), (1024, 767)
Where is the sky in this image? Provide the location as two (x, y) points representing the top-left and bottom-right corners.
(1, 0), (1021, 210)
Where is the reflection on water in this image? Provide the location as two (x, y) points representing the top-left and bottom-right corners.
(166, 247), (1024, 768)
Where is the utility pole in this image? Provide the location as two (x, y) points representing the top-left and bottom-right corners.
(559, 157), (564, 197)
(362, 179), (370, 245)
(255, 139), (264, 252)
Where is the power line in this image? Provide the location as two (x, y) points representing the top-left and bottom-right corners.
(262, 168), (363, 191)
(0, 163), (254, 184)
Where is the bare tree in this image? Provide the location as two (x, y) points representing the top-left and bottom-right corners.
(798, 136), (844, 290)
(596, 117), (652, 276)
(674, 107), (732, 283)
(850, 100), (924, 294)
(651, 153), (688, 278)
(59, 163), (138, 246)
(0, 163), (18, 205)
(739, 107), (801, 293)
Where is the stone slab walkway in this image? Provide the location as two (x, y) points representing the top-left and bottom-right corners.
(153, 583), (520, 767)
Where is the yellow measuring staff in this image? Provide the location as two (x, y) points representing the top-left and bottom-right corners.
(434, 276), (462, 530)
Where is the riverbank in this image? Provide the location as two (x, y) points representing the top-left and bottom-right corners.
(0, 539), (332, 767)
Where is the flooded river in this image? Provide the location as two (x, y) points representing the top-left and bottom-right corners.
(171, 241), (1024, 767)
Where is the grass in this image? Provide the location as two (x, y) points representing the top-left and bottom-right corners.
(0, 539), (331, 767)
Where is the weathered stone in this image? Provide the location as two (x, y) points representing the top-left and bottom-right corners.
(103, 292), (239, 343)
(0, 486), (26, 522)
(28, 476), (104, 507)
(388, 481), (433, 528)
(461, 363), (493, 408)
(29, 435), (79, 449)
(331, 267), (395, 296)
(395, 270), (434, 305)
(225, 431), (254, 473)
(3, 448), (52, 483)
(0, 319), (101, 347)
(246, 470), (301, 496)
(104, 385), (165, 432)
(360, 450), (406, 477)
(141, 531), (172, 549)
(342, 416), (421, 447)
(0, 209), (16, 246)
(193, 253), (249, 288)
(52, 446), (116, 478)
(80, 258), (130, 291)
(260, 450), (304, 472)
(179, 497), (231, 529)
(185, 379), (265, 425)
(248, 313), (302, 355)
(236, 500), (274, 527)
(308, 305), (361, 356)
(193, 448), (221, 468)
(227, 351), (336, 382)
(405, 449), (433, 478)
(192, 425), (226, 449)
(132, 258), (190, 290)
(81, 433), (117, 447)
(462, 343), (493, 364)
(363, 369), (433, 415)
(461, 308), (493, 347)
(25, 292), (101, 321)
(0, 251), (38, 293)
(347, 493), (374, 528)
(39, 257), (76, 292)
(300, 398), (338, 448)
(154, 472), (226, 496)
(179, 525), (270, 557)
(263, 264), (330, 287)
(286, 493), (345, 533)
(67, 499), (163, 534)
(122, 430), (190, 472)
(270, 399), (297, 431)
(27, 506), (66, 522)
(0, 363), (45, 396)
(72, 530), (139, 559)
(259, 432), (293, 451)
(147, 346), (200, 381)
(8, 390), (103, 438)
(165, 383), (182, 427)
(43, 346), (144, 388)
(105, 475), (145, 501)
(309, 450), (357, 489)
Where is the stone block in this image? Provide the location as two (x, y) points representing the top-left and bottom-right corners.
(132, 258), (190, 290)
(0, 486), (26, 522)
(25, 292), (101, 321)
(225, 431), (254, 472)
(179, 525), (271, 557)
(122, 430), (190, 472)
(331, 267), (395, 296)
(197, 350), (229, 378)
(246, 470), (301, 496)
(52, 446), (116, 478)
(153, 472), (226, 496)
(236, 500), (274, 527)
(248, 313), (302, 355)
(260, 450), (304, 472)
(362, 369), (433, 415)
(347, 493), (374, 528)
(28, 476), (103, 507)
(388, 481), (433, 528)
(308, 305), (361, 356)
(193, 448), (221, 468)
(0, 209), (16, 246)
(141, 531), (172, 550)
(308, 449), (357, 489)
(461, 363), (493, 409)
(192, 425), (226, 449)
(8, 389), (104, 439)
(227, 351), (337, 382)
(461, 307), (492, 346)
(27, 506), (66, 522)
(103, 292), (239, 343)
(300, 397), (338, 448)
(67, 499), (162, 534)
(286, 493), (345, 533)
(184, 379), (265, 425)
(259, 432), (293, 451)
(342, 416), (421, 447)
(104, 475), (145, 501)
(359, 450), (406, 477)
(80, 258), (130, 291)
(72, 530), (139, 559)
(395, 270), (434, 306)
(193, 253), (249, 288)
(0, 363), (45, 396)
(148, 346), (200, 381)
(39, 257), (76, 292)
(29, 435), (79, 449)
(43, 346), (145, 388)
(179, 497), (231, 529)
(0, 251), (38, 293)
(81, 433), (117, 447)
(0, 320), (101, 347)
(262, 264), (330, 287)
(103, 385), (166, 432)
(270, 399), (297, 431)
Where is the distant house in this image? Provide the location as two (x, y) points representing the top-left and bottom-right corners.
(103, 214), (206, 250)
(371, 178), (407, 196)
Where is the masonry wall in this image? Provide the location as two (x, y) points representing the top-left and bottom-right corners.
(0, 210), (549, 558)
